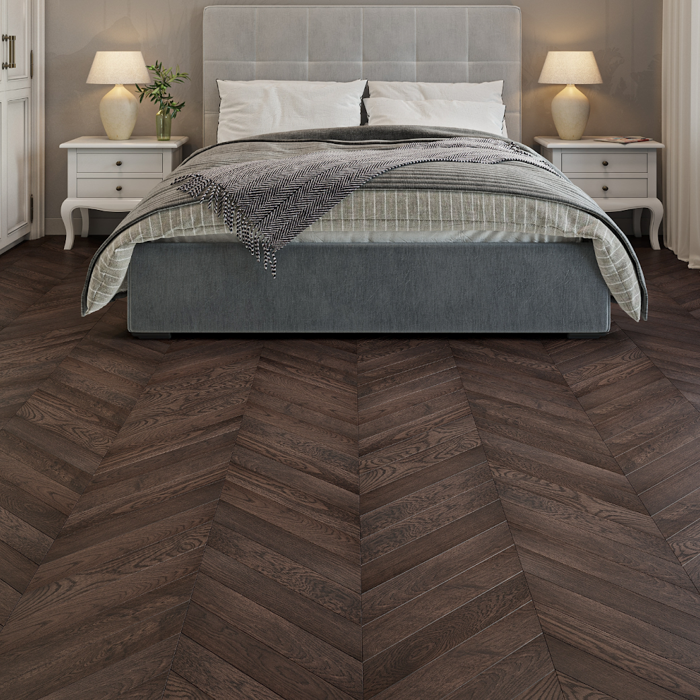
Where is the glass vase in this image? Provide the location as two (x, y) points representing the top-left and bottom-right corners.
(156, 111), (172, 141)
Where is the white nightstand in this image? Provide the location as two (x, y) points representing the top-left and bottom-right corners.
(59, 136), (189, 250)
(535, 137), (665, 250)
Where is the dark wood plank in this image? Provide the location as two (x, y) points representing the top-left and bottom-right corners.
(163, 672), (217, 700)
(369, 603), (543, 700)
(362, 499), (506, 592)
(192, 574), (362, 698)
(208, 522), (360, 623)
(528, 573), (700, 675)
(518, 547), (700, 646)
(483, 431), (643, 514)
(171, 640), (281, 700)
(236, 415), (358, 493)
(0, 574), (196, 670)
(442, 635), (554, 700)
(0, 605), (186, 700)
(220, 479), (360, 563)
(230, 443), (358, 518)
(557, 673), (615, 699)
(545, 635), (687, 700)
(639, 459), (700, 516)
(362, 479), (498, 563)
(507, 512), (695, 592)
(497, 478), (679, 565)
(362, 521), (513, 624)
(363, 547), (521, 658)
(360, 421), (481, 495)
(654, 487), (700, 539)
(363, 573), (531, 697)
(516, 672), (564, 700)
(215, 498), (360, 593)
(359, 389), (471, 457)
(183, 603), (356, 700)
(43, 481), (223, 565)
(0, 539), (36, 592)
(361, 458), (491, 536)
(31, 636), (177, 700)
(201, 546), (361, 660)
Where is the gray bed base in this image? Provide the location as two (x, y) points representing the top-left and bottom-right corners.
(127, 241), (611, 338)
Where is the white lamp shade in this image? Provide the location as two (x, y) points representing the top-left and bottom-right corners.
(86, 51), (150, 85)
(538, 51), (603, 85)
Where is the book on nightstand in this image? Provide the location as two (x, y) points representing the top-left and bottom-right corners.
(594, 136), (652, 145)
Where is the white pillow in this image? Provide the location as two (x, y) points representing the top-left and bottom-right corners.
(368, 80), (504, 103)
(368, 80), (508, 137)
(363, 97), (506, 136)
(217, 79), (367, 143)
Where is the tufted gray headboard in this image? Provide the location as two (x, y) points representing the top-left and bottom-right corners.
(203, 5), (522, 146)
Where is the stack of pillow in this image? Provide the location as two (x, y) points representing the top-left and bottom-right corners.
(216, 79), (507, 143)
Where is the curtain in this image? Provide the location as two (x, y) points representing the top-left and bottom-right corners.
(663, 0), (700, 268)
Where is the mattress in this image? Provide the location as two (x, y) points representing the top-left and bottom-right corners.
(170, 229), (573, 244)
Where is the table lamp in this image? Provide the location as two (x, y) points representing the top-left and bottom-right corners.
(538, 51), (603, 140)
(87, 51), (150, 140)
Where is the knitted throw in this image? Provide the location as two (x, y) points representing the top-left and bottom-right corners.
(173, 136), (564, 275)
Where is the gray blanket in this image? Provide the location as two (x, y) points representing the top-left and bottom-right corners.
(82, 125), (648, 319)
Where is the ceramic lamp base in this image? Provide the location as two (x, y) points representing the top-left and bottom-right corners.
(551, 84), (590, 141)
(99, 84), (138, 140)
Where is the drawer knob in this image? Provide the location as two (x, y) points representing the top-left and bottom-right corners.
(602, 160), (609, 167)
(602, 185), (609, 192)
(116, 186), (123, 192)
(116, 161), (122, 166)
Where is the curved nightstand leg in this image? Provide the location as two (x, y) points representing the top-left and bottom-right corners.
(633, 209), (643, 238)
(61, 200), (77, 250)
(80, 208), (89, 238)
(648, 199), (664, 251)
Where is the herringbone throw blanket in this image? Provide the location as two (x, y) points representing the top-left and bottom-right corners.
(174, 136), (563, 274)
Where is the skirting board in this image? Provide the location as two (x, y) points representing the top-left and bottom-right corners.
(45, 216), (127, 239)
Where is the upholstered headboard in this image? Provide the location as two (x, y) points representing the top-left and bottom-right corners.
(203, 5), (522, 146)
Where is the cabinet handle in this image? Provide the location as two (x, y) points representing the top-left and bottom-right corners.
(602, 160), (609, 167)
(116, 186), (123, 192)
(602, 185), (609, 192)
(2, 35), (16, 70)
(116, 161), (122, 166)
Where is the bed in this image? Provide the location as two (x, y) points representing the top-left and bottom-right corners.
(81, 5), (647, 337)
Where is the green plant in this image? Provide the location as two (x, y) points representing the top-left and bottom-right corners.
(136, 60), (190, 119)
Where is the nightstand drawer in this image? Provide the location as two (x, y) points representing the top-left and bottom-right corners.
(570, 178), (649, 199)
(76, 178), (161, 198)
(561, 152), (648, 174)
(77, 152), (164, 174)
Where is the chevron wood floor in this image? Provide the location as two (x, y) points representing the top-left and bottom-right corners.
(0, 236), (699, 699)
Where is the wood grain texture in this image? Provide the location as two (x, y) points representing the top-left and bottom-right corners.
(0, 239), (699, 699)
(357, 338), (553, 699)
(454, 299), (700, 700)
(546, 258), (700, 591)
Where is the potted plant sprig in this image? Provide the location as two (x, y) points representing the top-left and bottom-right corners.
(136, 61), (190, 141)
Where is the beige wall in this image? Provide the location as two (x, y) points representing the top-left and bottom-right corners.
(45, 0), (663, 234)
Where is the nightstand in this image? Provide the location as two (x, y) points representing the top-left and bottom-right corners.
(59, 136), (189, 250)
(535, 137), (665, 250)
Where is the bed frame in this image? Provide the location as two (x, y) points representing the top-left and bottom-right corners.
(127, 5), (611, 338)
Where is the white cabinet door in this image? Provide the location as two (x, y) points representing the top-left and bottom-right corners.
(3, 90), (31, 242)
(6, 0), (31, 87)
(0, 0), (33, 253)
